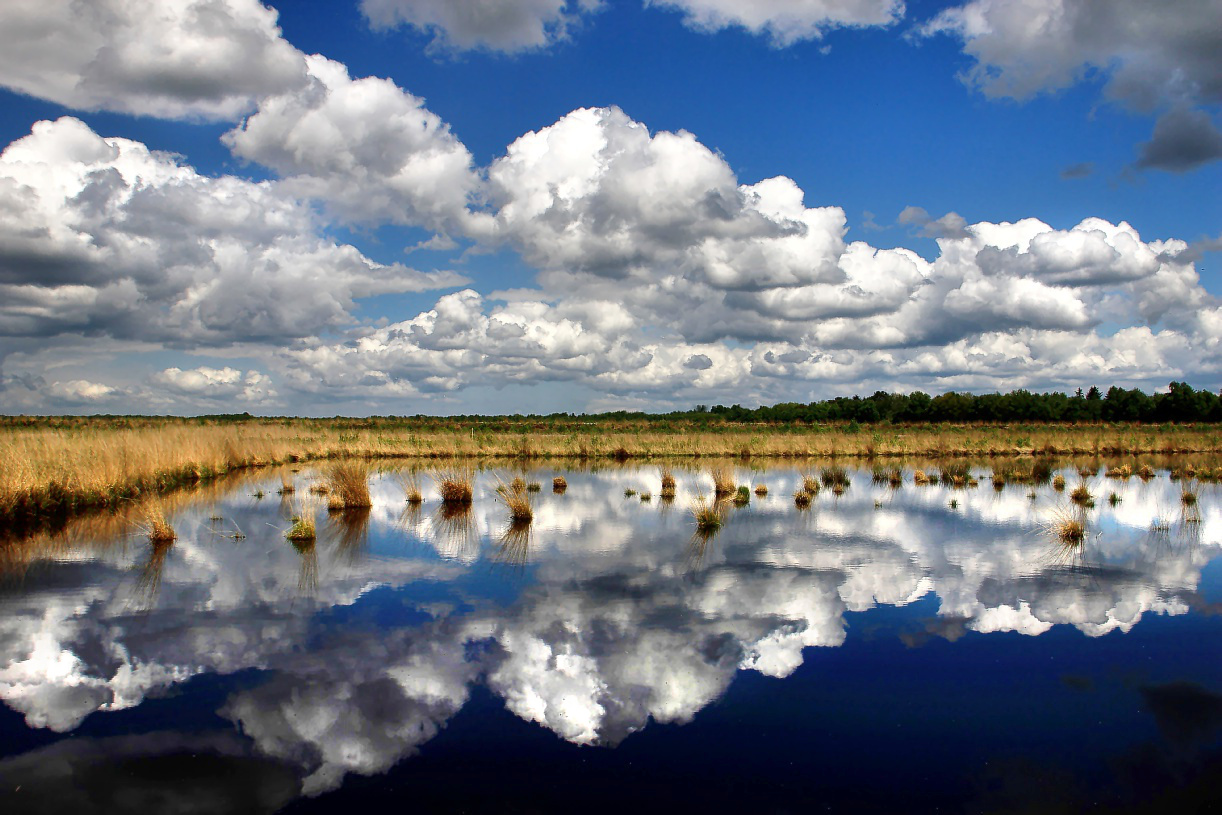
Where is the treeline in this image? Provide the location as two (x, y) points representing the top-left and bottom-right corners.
(672, 382), (1222, 425)
(4, 383), (1221, 427)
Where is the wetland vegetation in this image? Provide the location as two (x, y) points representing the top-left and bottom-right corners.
(3, 384), (1222, 539)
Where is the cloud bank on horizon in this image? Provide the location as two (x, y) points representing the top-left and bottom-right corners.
(0, 0), (1218, 414)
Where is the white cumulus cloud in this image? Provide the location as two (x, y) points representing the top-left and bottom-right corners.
(0, 0), (307, 120)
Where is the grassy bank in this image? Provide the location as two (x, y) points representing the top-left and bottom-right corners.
(2, 415), (1221, 537)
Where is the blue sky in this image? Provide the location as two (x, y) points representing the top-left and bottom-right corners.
(0, 0), (1219, 415)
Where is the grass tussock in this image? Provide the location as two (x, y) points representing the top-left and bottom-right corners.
(660, 468), (677, 498)
(398, 472), (423, 504)
(754, 484), (768, 496)
(1069, 484), (1094, 506)
(553, 476), (567, 493)
(496, 478), (534, 523)
(820, 466), (850, 488)
(142, 502), (177, 543)
(801, 474), (821, 495)
(1052, 514), (1085, 545)
(1181, 487), (1198, 507)
(733, 485), (751, 506)
(913, 469), (932, 486)
(1052, 474), (1067, 491)
(711, 465), (736, 497)
(325, 462), (372, 510)
(5, 415), (1222, 537)
(640, 491), (652, 502)
(1137, 464), (1156, 480)
(434, 469), (474, 505)
(1105, 464), (1133, 479)
(692, 495), (723, 531)
(286, 510), (317, 542)
(794, 488), (812, 508)
(278, 472), (295, 495)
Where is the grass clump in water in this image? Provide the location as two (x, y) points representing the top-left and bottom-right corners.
(399, 473), (423, 505)
(325, 462), (372, 510)
(286, 510), (317, 542)
(692, 495), (723, 531)
(553, 476), (567, 493)
(624, 488), (637, 497)
(1052, 474), (1067, 491)
(1069, 484), (1094, 506)
(496, 478), (533, 523)
(820, 466), (850, 489)
(434, 469), (474, 506)
(142, 502), (177, 543)
(794, 488), (812, 508)
(733, 485), (751, 506)
(1181, 487), (1198, 507)
(660, 468), (677, 499)
(711, 465), (736, 497)
(754, 484), (768, 496)
(913, 470), (932, 486)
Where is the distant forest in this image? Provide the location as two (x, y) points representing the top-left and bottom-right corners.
(671, 382), (1222, 425)
(8, 382), (1222, 426)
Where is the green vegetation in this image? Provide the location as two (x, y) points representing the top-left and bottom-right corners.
(692, 495), (723, 531)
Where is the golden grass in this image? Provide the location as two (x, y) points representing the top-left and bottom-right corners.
(801, 474), (820, 494)
(141, 501), (177, 543)
(278, 471), (295, 495)
(1052, 474), (1067, 491)
(660, 468), (677, 498)
(3, 416), (1220, 533)
(400, 473), (424, 504)
(754, 484), (768, 496)
(913, 469), (931, 485)
(1069, 484), (1094, 506)
(285, 510), (317, 542)
(324, 462), (372, 510)
(1048, 510), (1085, 546)
(692, 494), (723, 531)
(553, 476), (567, 493)
(1181, 487), (1198, 507)
(496, 478), (533, 523)
(794, 488), (812, 508)
(820, 466), (850, 488)
(434, 468), (474, 505)
(710, 465), (736, 497)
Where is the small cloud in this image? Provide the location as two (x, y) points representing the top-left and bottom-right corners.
(1059, 162), (1095, 180)
(860, 210), (884, 231)
(1135, 106), (1222, 173)
(684, 354), (714, 370)
(897, 205), (969, 239)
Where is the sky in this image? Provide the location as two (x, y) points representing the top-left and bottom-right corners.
(0, 0), (1219, 416)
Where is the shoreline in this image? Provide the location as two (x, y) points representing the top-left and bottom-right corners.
(2, 418), (1221, 540)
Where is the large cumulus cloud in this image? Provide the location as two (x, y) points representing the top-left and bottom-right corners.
(223, 55), (489, 235)
(0, 117), (466, 347)
(923, 0), (1222, 171)
(0, 0), (306, 120)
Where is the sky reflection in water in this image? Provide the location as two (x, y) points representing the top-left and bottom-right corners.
(0, 463), (1220, 813)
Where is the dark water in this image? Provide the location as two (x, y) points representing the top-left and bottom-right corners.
(1, 464), (1220, 814)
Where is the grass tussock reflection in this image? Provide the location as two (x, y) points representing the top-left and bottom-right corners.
(326, 507), (371, 563)
(291, 537), (319, 597)
(132, 538), (174, 608)
(494, 520), (533, 572)
(433, 501), (478, 560)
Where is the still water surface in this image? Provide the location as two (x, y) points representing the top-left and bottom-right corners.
(1, 463), (1220, 813)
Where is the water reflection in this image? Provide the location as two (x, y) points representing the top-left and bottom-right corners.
(0, 460), (1219, 810)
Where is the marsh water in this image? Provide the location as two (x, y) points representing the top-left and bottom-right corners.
(1, 461), (1220, 813)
